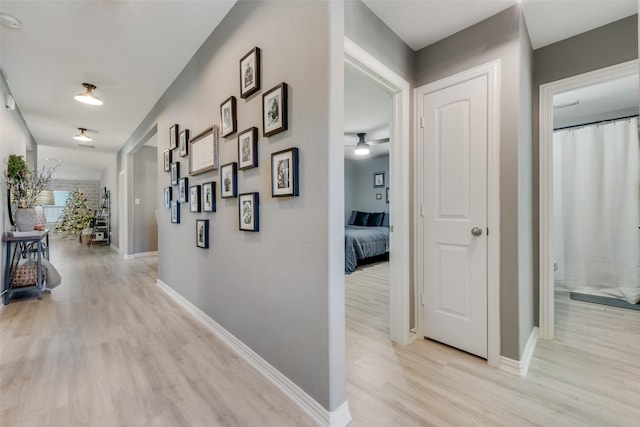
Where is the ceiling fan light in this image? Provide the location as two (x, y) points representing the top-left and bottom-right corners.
(74, 83), (103, 106)
(73, 128), (93, 142)
(354, 146), (370, 156)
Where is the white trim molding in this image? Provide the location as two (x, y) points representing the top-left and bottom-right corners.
(414, 60), (501, 367)
(344, 37), (412, 345)
(538, 60), (638, 341)
(499, 327), (538, 377)
(134, 251), (158, 258)
(156, 279), (351, 427)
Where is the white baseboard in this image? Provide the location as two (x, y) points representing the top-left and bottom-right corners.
(109, 243), (120, 254)
(123, 253), (135, 260)
(134, 251), (158, 258)
(499, 327), (538, 377)
(156, 279), (351, 427)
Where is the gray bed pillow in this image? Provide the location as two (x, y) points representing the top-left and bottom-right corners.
(382, 213), (389, 227)
(347, 210), (357, 225)
(353, 211), (370, 226)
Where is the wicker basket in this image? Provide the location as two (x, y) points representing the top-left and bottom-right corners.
(10, 263), (39, 288)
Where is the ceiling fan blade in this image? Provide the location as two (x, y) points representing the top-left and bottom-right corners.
(366, 137), (389, 146)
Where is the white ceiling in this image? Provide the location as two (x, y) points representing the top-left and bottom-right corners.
(0, 0), (236, 180)
(362, 0), (638, 51)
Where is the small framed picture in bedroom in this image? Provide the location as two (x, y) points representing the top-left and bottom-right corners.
(178, 177), (189, 203)
(189, 185), (201, 213)
(239, 47), (260, 99)
(179, 129), (190, 157)
(373, 171), (385, 188)
(163, 149), (172, 172)
(238, 127), (258, 170)
(171, 201), (180, 224)
(169, 124), (178, 150)
(196, 219), (209, 249)
(164, 187), (172, 209)
(202, 182), (216, 212)
(220, 162), (238, 198)
(239, 192), (259, 232)
(271, 147), (299, 197)
(220, 96), (237, 138)
(263, 83), (288, 137)
(170, 162), (180, 186)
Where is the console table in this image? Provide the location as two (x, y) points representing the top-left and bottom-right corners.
(2, 230), (50, 305)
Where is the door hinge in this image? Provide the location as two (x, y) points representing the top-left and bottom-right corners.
(420, 116), (424, 129)
(486, 227), (489, 236)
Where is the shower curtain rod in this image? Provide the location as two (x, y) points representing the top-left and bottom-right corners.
(554, 113), (639, 131)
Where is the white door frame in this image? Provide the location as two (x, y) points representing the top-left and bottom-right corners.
(538, 59), (638, 340)
(118, 170), (128, 257)
(344, 38), (412, 345)
(415, 60), (501, 367)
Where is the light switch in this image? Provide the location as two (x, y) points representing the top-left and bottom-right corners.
(135, 198), (140, 205)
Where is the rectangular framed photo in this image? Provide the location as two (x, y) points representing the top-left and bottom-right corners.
(238, 127), (258, 170)
(196, 219), (209, 249)
(386, 187), (389, 204)
(220, 162), (238, 198)
(171, 201), (180, 224)
(163, 149), (172, 172)
(263, 83), (288, 137)
(220, 96), (237, 138)
(179, 129), (190, 157)
(164, 187), (172, 209)
(373, 171), (385, 188)
(239, 192), (259, 232)
(189, 185), (201, 212)
(170, 162), (180, 186)
(271, 147), (299, 197)
(169, 124), (179, 150)
(189, 126), (219, 175)
(202, 182), (216, 212)
(240, 47), (261, 99)
(178, 177), (189, 203)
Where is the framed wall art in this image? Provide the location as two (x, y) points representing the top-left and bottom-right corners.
(171, 201), (180, 224)
(220, 96), (237, 138)
(189, 185), (201, 212)
(202, 182), (216, 212)
(163, 149), (172, 172)
(170, 162), (180, 186)
(220, 162), (238, 198)
(189, 126), (219, 175)
(240, 47), (260, 99)
(178, 177), (189, 203)
(373, 171), (385, 188)
(169, 124), (178, 150)
(238, 127), (258, 170)
(164, 187), (172, 208)
(196, 219), (209, 249)
(179, 129), (190, 157)
(263, 82), (288, 137)
(239, 192), (259, 232)
(271, 147), (299, 197)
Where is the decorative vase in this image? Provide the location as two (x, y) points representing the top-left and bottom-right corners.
(15, 208), (36, 232)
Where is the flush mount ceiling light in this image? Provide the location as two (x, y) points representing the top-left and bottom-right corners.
(354, 133), (370, 156)
(0, 13), (21, 29)
(73, 128), (93, 142)
(74, 83), (103, 106)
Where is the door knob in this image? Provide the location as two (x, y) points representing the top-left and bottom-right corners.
(471, 227), (483, 236)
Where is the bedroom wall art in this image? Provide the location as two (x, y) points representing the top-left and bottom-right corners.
(202, 182), (216, 212)
(220, 162), (238, 198)
(164, 187), (172, 208)
(220, 96), (237, 137)
(238, 192), (259, 232)
(238, 127), (258, 170)
(169, 124), (178, 150)
(263, 83), (288, 137)
(189, 126), (219, 175)
(178, 177), (188, 203)
(171, 201), (180, 224)
(240, 47), (261, 99)
(271, 147), (299, 197)
(196, 219), (209, 248)
(170, 162), (179, 185)
(189, 185), (201, 212)
(163, 149), (172, 172)
(179, 129), (190, 157)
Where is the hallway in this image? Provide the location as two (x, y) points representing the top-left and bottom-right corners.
(0, 236), (312, 426)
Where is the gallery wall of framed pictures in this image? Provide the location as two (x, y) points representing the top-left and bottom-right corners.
(162, 45), (300, 248)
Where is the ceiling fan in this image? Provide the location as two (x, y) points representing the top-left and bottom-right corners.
(346, 132), (390, 156)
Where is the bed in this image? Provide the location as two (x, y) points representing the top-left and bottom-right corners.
(345, 211), (390, 274)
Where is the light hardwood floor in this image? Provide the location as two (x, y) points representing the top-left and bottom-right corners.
(0, 236), (314, 427)
(346, 261), (640, 426)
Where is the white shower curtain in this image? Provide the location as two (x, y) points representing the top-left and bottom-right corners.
(553, 117), (640, 304)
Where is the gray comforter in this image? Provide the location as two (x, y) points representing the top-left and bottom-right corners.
(345, 225), (390, 274)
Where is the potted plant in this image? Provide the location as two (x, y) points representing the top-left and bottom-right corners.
(4, 154), (55, 231)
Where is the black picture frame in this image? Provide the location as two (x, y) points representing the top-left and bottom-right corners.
(178, 177), (189, 203)
(386, 187), (389, 204)
(238, 127), (258, 170)
(164, 187), (172, 208)
(179, 129), (190, 157)
(196, 219), (209, 249)
(202, 182), (216, 212)
(374, 171), (385, 188)
(220, 96), (237, 138)
(239, 192), (259, 232)
(263, 83), (288, 137)
(240, 47), (261, 99)
(220, 162), (238, 198)
(189, 185), (201, 212)
(170, 162), (180, 186)
(163, 149), (172, 172)
(171, 201), (180, 224)
(169, 124), (179, 150)
(189, 126), (219, 175)
(271, 147), (299, 197)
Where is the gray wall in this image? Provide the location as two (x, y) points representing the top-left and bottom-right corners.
(100, 156), (118, 248)
(415, 5), (530, 360)
(531, 14), (638, 325)
(133, 145), (158, 254)
(117, 0), (345, 411)
(344, 155), (389, 221)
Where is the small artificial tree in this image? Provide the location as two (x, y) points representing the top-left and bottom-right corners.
(54, 188), (94, 235)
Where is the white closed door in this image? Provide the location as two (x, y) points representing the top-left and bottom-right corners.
(421, 74), (488, 358)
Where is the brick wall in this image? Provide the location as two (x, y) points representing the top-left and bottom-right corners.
(51, 180), (101, 212)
